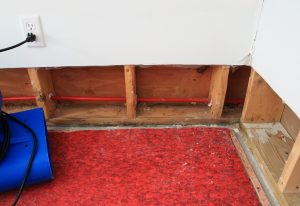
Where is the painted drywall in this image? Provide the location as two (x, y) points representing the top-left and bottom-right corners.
(0, 0), (262, 68)
(252, 0), (300, 117)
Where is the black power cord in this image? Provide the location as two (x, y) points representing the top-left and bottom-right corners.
(0, 32), (38, 205)
(0, 33), (36, 53)
(0, 111), (37, 206)
(0, 111), (10, 161)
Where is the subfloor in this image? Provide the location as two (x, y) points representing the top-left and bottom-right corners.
(2, 127), (260, 205)
(240, 123), (300, 206)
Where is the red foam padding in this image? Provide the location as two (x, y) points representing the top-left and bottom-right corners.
(1, 128), (260, 205)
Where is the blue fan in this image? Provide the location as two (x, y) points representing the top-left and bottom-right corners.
(0, 90), (54, 193)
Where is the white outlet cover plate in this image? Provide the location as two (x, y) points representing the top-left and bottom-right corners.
(20, 16), (45, 47)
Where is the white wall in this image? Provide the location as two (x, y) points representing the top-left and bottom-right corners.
(252, 0), (300, 117)
(0, 0), (262, 68)
(2, 0), (298, 117)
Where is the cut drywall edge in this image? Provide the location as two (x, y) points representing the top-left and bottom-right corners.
(252, 0), (300, 117)
(249, 0), (265, 66)
(0, 0), (262, 68)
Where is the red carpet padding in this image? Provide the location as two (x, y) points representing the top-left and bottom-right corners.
(1, 127), (260, 205)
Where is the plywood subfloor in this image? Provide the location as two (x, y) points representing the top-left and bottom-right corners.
(241, 123), (300, 206)
(47, 104), (242, 126)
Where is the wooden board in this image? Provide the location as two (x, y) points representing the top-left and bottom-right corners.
(124, 65), (137, 119)
(50, 65), (250, 100)
(243, 123), (293, 181)
(241, 123), (300, 206)
(0, 69), (35, 105)
(47, 104), (127, 126)
(136, 66), (212, 98)
(0, 66), (245, 125)
(241, 69), (285, 123)
(28, 69), (56, 119)
(0, 66), (251, 104)
(209, 66), (229, 118)
(50, 66), (125, 103)
(47, 104), (242, 126)
(230, 130), (271, 206)
(226, 66), (251, 99)
(281, 105), (300, 141)
(2, 105), (36, 113)
(278, 132), (300, 193)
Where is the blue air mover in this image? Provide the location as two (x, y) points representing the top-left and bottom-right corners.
(0, 91), (54, 204)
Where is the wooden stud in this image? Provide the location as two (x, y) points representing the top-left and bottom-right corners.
(241, 69), (285, 123)
(124, 65), (137, 119)
(27, 68), (56, 119)
(278, 132), (300, 193)
(209, 66), (230, 118)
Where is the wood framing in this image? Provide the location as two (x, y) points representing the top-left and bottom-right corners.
(209, 66), (230, 118)
(124, 65), (137, 119)
(50, 66), (125, 99)
(241, 123), (300, 205)
(241, 69), (285, 123)
(1, 66), (248, 125)
(136, 66), (212, 98)
(27, 68), (56, 119)
(226, 66), (251, 99)
(278, 132), (300, 193)
(0, 69), (34, 99)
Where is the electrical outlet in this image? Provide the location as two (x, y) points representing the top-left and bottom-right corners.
(20, 16), (45, 47)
